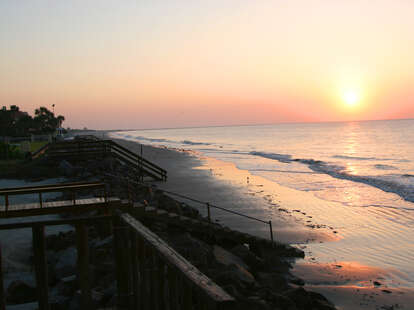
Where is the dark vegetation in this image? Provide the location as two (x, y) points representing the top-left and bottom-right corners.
(0, 105), (65, 137)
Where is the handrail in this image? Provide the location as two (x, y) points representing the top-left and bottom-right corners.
(110, 146), (166, 178)
(0, 182), (108, 212)
(0, 211), (235, 309)
(106, 140), (167, 173)
(104, 173), (275, 243)
(45, 139), (167, 181)
(31, 142), (50, 159)
(118, 212), (235, 308)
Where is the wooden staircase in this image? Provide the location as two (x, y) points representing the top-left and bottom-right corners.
(32, 139), (167, 181)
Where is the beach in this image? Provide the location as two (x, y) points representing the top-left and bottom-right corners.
(109, 122), (414, 310)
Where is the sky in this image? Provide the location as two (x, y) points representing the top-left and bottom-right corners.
(1, 1), (413, 129)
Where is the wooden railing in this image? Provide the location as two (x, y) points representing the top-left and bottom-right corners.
(44, 139), (167, 181)
(0, 182), (107, 213)
(0, 212), (235, 310)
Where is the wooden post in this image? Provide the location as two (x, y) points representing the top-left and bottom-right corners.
(72, 191), (76, 206)
(207, 203), (211, 223)
(32, 225), (49, 310)
(269, 220), (274, 244)
(157, 258), (166, 310)
(76, 223), (91, 309)
(138, 238), (147, 310)
(130, 231), (140, 310)
(113, 223), (130, 308)
(0, 243), (5, 310)
(167, 266), (178, 310)
(150, 251), (159, 310)
(4, 195), (8, 213)
(182, 280), (192, 310)
(39, 192), (43, 208)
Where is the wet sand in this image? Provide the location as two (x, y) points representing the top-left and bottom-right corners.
(110, 136), (414, 310)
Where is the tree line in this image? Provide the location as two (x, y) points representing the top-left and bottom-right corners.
(0, 105), (65, 137)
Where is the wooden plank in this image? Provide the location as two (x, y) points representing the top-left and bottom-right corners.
(0, 244), (5, 310)
(32, 225), (49, 310)
(0, 199), (123, 219)
(118, 213), (234, 304)
(130, 231), (140, 310)
(167, 266), (178, 310)
(0, 215), (114, 230)
(157, 257), (166, 310)
(113, 222), (130, 308)
(76, 224), (92, 309)
(0, 182), (105, 196)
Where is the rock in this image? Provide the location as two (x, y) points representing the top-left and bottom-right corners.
(169, 233), (213, 268)
(58, 160), (76, 177)
(256, 272), (289, 291)
(6, 280), (37, 304)
(286, 274), (305, 286)
(55, 247), (78, 279)
(231, 245), (265, 270)
(47, 231), (75, 252)
(213, 245), (249, 270)
(215, 264), (255, 289)
(284, 287), (336, 310)
(246, 296), (271, 310)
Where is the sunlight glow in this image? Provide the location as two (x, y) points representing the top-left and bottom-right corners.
(343, 90), (360, 106)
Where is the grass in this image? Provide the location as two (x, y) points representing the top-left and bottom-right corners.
(29, 141), (48, 152)
(13, 141), (48, 153)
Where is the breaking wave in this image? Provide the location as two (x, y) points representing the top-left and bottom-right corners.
(250, 151), (414, 203)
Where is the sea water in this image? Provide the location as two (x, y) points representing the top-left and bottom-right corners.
(111, 119), (414, 288)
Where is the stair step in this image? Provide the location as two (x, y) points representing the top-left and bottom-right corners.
(145, 206), (156, 213)
(156, 209), (168, 216)
(168, 212), (179, 219)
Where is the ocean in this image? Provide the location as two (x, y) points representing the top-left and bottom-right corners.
(111, 119), (414, 290)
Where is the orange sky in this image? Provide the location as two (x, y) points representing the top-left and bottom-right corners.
(1, 1), (413, 129)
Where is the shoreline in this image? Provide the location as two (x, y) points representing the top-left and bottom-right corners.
(109, 134), (414, 310)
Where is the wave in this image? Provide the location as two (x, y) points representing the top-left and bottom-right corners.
(375, 164), (397, 170)
(249, 151), (292, 163)
(332, 155), (379, 161)
(181, 140), (211, 146)
(250, 151), (414, 203)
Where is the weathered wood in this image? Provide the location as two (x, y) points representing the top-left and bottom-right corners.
(130, 231), (140, 310)
(76, 223), (92, 309)
(0, 244), (5, 310)
(157, 257), (166, 310)
(167, 266), (178, 310)
(32, 225), (49, 310)
(0, 215), (114, 230)
(150, 251), (159, 310)
(113, 222), (130, 308)
(0, 198), (122, 219)
(0, 182), (105, 196)
(137, 238), (147, 310)
(118, 213), (234, 306)
(183, 279), (193, 310)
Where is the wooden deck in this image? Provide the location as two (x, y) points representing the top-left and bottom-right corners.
(0, 197), (122, 218)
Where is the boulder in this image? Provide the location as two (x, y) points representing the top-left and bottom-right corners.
(256, 272), (289, 291)
(55, 247), (77, 279)
(169, 233), (213, 268)
(231, 245), (265, 270)
(58, 160), (77, 177)
(283, 287), (336, 310)
(215, 264), (255, 289)
(213, 245), (248, 270)
(6, 280), (37, 304)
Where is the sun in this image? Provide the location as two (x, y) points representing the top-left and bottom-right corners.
(342, 90), (360, 106)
